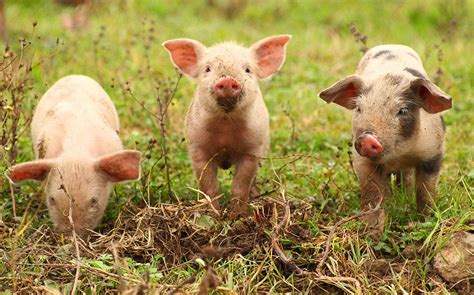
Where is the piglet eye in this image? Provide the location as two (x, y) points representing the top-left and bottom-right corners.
(397, 107), (409, 116)
(356, 106), (361, 113)
(205, 66), (211, 73)
(245, 67), (251, 73)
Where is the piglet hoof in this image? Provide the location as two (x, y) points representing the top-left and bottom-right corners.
(362, 208), (385, 241)
(229, 202), (249, 220)
(250, 185), (260, 200)
(416, 201), (434, 218)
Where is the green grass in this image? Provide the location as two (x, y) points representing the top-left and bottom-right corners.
(1, 0), (473, 293)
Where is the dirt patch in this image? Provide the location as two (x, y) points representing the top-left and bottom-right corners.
(88, 197), (314, 265)
(1, 196), (470, 293)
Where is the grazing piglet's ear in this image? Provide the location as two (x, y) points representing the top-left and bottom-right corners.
(410, 78), (452, 113)
(95, 150), (142, 182)
(162, 38), (206, 78)
(7, 160), (54, 184)
(319, 75), (364, 110)
(251, 35), (291, 79)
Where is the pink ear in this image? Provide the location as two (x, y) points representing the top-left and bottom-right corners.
(319, 75), (364, 110)
(162, 38), (206, 78)
(7, 160), (53, 184)
(251, 35), (291, 79)
(95, 150), (142, 182)
(411, 79), (452, 113)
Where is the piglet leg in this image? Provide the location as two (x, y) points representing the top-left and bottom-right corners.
(415, 155), (441, 215)
(230, 154), (259, 219)
(354, 159), (389, 239)
(193, 158), (220, 210)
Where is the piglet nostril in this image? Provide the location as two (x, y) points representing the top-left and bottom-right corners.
(215, 77), (241, 98)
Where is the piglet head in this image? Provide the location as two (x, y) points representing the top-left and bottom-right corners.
(7, 150), (141, 237)
(163, 35), (291, 113)
(319, 75), (452, 162)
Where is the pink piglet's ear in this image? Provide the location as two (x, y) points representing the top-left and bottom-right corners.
(95, 150), (142, 182)
(162, 38), (206, 78)
(319, 75), (364, 110)
(7, 160), (54, 184)
(410, 78), (452, 113)
(251, 35), (291, 79)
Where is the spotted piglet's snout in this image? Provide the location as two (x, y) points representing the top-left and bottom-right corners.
(355, 132), (384, 159)
(214, 77), (242, 98)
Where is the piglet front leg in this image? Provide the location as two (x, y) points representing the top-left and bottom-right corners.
(354, 157), (389, 239)
(415, 154), (442, 215)
(230, 154), (259, 219)
(192, 155), (220, 210)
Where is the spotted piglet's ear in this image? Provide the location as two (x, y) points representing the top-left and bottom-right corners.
(95, 150), (142, 182)
(410, 78), (452, 113)
(162, 38), (206, 78)
(319, 75), (364, 110)
(251, 35), (291, 79)
(7, 160), (54, 184)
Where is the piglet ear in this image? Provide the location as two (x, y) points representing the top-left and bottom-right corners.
(319, 75), (363, 110)
(251, 35), (291, 79)
(7, 160), (54, 184)
(410, 78), (452, 113)
(162, 38), (206, 78)
(95, 150), (142, 182)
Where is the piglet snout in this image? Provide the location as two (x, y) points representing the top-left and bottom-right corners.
(355, 133), (384, 158)
(214, 77), (241, 98)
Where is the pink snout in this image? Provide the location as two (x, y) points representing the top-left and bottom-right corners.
(214, 77), (241, 98)
(355, 133), (384, 158)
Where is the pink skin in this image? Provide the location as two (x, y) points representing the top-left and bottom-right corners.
(214, 77), (242, 98)
(355, 133), (384, 158)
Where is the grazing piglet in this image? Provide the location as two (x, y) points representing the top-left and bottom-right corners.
(7, 75), (141, 237)
(163, 35), (291, 218)
(319, 45), (452, 236)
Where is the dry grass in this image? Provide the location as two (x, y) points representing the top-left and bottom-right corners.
(2, 185), (471, 293)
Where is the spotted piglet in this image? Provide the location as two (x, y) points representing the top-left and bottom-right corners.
(8, 75), (142, 237)
(163, 35), (291, 218)
(319, 45), (452, 236)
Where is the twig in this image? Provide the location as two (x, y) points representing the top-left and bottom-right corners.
(187, 192), (225, 211)
(187, 187), (221, 216)
(270, 191), (305, 274)
(58, 170), (81, 295)
(349, 23), (368, 53)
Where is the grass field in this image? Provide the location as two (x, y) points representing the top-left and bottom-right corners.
(1, 0), (473, 293)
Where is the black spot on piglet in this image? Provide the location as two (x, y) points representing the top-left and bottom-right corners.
(418, 154), (442, 175)
(404, 67), (425, 79)
(373, 50), (396, 60)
